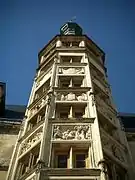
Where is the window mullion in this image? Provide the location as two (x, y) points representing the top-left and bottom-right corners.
(69, 147), (73, 168)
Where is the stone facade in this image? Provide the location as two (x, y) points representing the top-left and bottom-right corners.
(0, 121), (21, 180)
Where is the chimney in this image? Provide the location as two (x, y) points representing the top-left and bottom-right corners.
(0, 82), (6, 117)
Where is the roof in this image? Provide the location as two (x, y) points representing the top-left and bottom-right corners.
(0, 105), (26, 122)
(118, 112), (135, 131)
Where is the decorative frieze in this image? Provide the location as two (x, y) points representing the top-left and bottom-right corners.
(20, 128), (43, 155)
(96, 95), (116, 124)
(52, 124), (92, 140)
(101, 133), (125, 163)
(58, 67), (85, 74)
(29, 98), (46, 118)
(91, 68), (108, 88)
(57, 92), (87, 101)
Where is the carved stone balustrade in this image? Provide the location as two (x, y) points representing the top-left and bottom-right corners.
(95, 95), (116, 125)
(91, 69), (109, 88)
(29, 98), (46, 118)
(101, 132), (126, 164)
(52, 124), (92, 141)
(20, 128), (43, 156)
(91, 69), (109, 95)
(58, 67), (85, 75)
(56, 92), (87, 102)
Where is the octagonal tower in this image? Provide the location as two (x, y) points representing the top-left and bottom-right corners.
(7, 22), (135, 180)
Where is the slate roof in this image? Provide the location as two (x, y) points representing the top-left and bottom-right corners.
(0, 105), (26, 122)
(118, 113), (135, 132)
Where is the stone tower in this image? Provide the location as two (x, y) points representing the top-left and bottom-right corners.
(7, 22), (135, 180)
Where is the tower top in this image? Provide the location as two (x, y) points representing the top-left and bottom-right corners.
(60, 22), (83, 36)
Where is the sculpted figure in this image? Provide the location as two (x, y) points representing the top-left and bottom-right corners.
(32, 135), (37, 143)
(86, 126), (91, 139)
(61, 94), (65, 101)
(62, 130), (70, 140)
(74, 126), (81, 140)
(41, 98), (45, 106)
(53, 126), (62, 139)
(27, 140), (32, 149)
(63, 68), (76, 74)
(21, 143), (27, 153)
(77, 93), (87, 101)
(79, 130), (85, 139)
(67, 92), (76, 101)
(75, 68), (84, 74)
(67, 130), (75, 139)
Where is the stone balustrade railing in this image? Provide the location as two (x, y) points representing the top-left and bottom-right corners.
(29, 97), (46, 118)
(101, 130), (126, 163)
(91, 69), (109, 88)
(20, 127), (43, 156)
(95, 96), (116, 125)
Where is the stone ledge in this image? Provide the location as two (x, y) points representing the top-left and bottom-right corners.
(43, 168), (101, 176)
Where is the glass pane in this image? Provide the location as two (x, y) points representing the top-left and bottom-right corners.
(75, 112), (83, 118)
(76, 154), (85, 168)
(60, 112), (68, 118)
(58, 155), (67, 168)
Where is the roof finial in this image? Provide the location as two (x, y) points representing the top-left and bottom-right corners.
(69, 16), (76, 22)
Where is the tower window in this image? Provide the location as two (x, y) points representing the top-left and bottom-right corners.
(75, 154), (86, 168)
(57, 155), (68, 168)
(53, 147), (88, 169)
(74, 112), (83, 118)
(60, 112), (68, 118)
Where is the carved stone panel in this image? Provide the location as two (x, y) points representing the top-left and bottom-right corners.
(57, 92), (87, 101)
(29, 98), (46, 118)
(58, 67), (84, 75)
(52, 124), (92, 141)
(101, 133), (125, 163)
(20, 128), (43, 155)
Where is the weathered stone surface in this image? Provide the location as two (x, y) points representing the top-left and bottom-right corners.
(0, 134), (18, 167)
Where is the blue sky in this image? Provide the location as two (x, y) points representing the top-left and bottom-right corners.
(0, 0), (135, 113)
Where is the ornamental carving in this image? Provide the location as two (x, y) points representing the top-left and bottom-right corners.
(91, 69), (108, 88)
(20, 129), (43, 155)
(96, 96), (115, 124)
(112, 144), (125, 162)
(29, 98), (46, 117)
(58, 67), (84, 74)
(57, 92), (87, 101)
(52, 125), (91, 140)
(101, 134), (125, 162)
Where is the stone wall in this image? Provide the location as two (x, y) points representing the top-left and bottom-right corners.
(0, 121), (21, 180)
(127, 133), (135, 168)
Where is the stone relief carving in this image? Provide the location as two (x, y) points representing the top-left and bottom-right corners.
(59, 67), (84, 74)
(95, 96), (115, 124)
(112, 144), (125, 162)
(29, 90), (54, 117)
(46, 90), (53, 105)
(20, 129), (43, 155)
(90, 92), (96, 106)
(29, 98), (46, 117)
(101, 134), (125, 163)
(52, 125), (91, 140)
(91, 69), (108, 88)
(57, 92), (87, 101)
